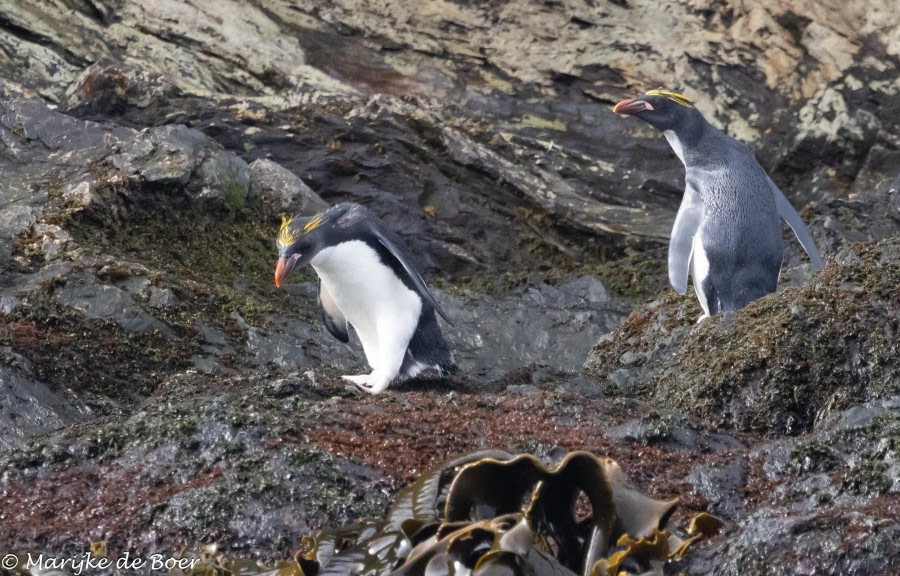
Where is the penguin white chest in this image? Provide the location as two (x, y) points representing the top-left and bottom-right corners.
(664, 130), (686, 165)
(690, 233), (712, 319)
(311, 240), (422, 363)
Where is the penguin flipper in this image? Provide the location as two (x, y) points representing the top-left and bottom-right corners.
(768, 178), (825, 271)
(372, 229), (453, 325)
(318, 280), (349, 343)
(669, 180), (704, 294)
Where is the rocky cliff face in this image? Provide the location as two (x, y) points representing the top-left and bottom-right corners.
(0, 1), (898, 575)
(3, 0), (897, 247)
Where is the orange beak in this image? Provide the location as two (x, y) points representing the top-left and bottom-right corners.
(274, 254), (299, 288)
(613, 98), (654, 115)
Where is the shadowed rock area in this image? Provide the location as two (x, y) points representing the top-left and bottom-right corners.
(0, 1), (898, 575)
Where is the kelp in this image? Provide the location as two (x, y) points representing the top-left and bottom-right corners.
(288, 450), (722, 576)
(4, 451), (721, 576)
(160, 450), (722, 576)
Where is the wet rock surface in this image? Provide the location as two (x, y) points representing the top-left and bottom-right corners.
(0, 1), (898, 575)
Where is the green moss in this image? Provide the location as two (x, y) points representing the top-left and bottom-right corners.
(790, 442), (839, 474)
(814, 492), (833, 506)
(842, 459), (890, 496)
(0, 298), (189, 402)
(153, 408), (200, 441)
(222, 171), (248, 215)
(865, 413), (900, 457)
(585, 290), (699, 380)
(66, 190), (308, 328)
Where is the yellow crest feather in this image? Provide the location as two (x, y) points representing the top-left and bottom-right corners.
(278, 212), (326, 248)
(278, 214), (299, 248)
(646, 89), (696, 109)
(304, 214), (325, 233)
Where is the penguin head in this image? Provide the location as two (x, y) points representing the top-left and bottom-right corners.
(274, 206), (341, 287)
(613, 89), (701, 133)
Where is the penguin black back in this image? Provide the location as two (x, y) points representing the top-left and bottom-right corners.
(275, 202), (456, 393)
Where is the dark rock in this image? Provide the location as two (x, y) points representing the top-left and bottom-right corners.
(0, 295), (18, 314)
(685, 457), (748, 519)
(54, 275), (175, 338)
(196, 323), (227, 346)
(62, 61), (183, 117)
(438, 281), (628, 381)
(505, 384), (540, 395)
(246, 314), (359, 374)
(107, 124), (207, 187)
(685, 397), (900, 575)
(190, 355), (221, 375)
(0, 364), (87, 452)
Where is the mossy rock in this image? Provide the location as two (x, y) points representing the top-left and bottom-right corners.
(650, 239), (899, 435)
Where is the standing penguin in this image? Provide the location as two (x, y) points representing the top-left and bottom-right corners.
(274, 202), (457, 394)
(614, 89), (825, 320)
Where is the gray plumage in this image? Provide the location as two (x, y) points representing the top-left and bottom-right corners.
(614, 90), (824, 319)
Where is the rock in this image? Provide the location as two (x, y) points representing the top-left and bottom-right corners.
(61, 179), (99, 211)
(0, 205), (40, 266)
(31, 224), (71, 260)
(117, 276), (152, 297)
(249, 158), (328, 214)
(685, 457), (748, 519)
(191, 149), (251, 206)
(147, 286), (177, 309)
(0, 0), (897, 254)
(0, 295), (18, 315)
(0, 364), (86, 452)
(606, 368), (636, 395)
(55, 275), (175, 337)
(589, 237), (899, 436)
(684, 396), (900, 575)
(196, 323), (227, 346)
(0, 373), (390, 554)
(190, 355), (220, 375)
(439, 283), (628, 381)
(246, 314), (359, 374)
(108, 124), (207, 187)
(505, 384), (540, 395)
(62, 61), (182, 117)
(584, 294), (699, 378)
(808, 171), (900, 259)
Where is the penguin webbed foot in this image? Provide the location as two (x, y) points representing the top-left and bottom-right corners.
(342, 373), (392, 395)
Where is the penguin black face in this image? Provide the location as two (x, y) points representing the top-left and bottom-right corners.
(613, 89), (699, 133)
(274, 210), (333, 287)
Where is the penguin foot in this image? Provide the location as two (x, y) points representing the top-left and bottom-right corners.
(695, 313), (709, 324)
(342, 373), (392, 395)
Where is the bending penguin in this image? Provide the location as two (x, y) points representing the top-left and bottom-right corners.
(274, 202), (458, 394)
(614, 89), (825, 321)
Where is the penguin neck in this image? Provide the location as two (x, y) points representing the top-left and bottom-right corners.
(663, 130), (687, 165)
(663, 114), (713, 168)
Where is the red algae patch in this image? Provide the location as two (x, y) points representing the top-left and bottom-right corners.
(0, 464), (224, 552)
(302, 388), (718, 522)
